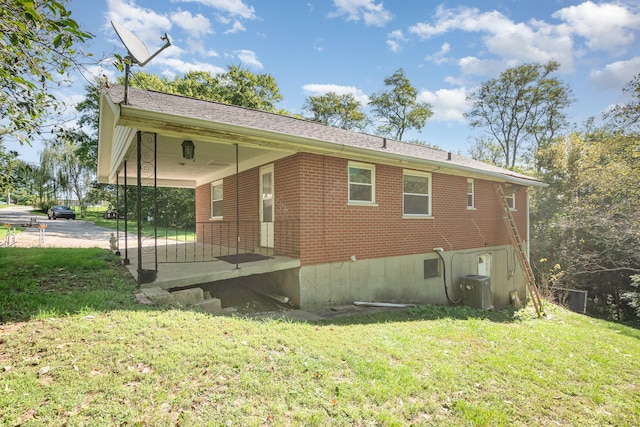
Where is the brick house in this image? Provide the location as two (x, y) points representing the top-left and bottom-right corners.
(98, 85), (544, 310)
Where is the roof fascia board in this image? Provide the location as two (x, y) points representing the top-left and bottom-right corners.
(97, 93), (118, 183)
(118, 104), (545, 188)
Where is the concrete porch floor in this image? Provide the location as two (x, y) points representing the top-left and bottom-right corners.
(118, 240), (300, 290)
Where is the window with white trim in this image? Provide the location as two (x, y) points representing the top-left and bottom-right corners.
(467, 179), (475, 209)
(348, 162), (375, 203)
(506, 192), (516, 210)
(210, 180), (223, 219)
(403, 170), (431, 216)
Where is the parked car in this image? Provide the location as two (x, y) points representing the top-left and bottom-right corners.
(48, 206), (76, 220)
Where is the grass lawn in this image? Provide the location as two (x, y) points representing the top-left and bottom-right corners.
(1, 248), (639, 426)
(79, 209), (195, 241)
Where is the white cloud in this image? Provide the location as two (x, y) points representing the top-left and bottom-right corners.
(157, 57), (226, 76)
(386, 29), (406, 53)
(302, 83), (369, 105)
(424, 42), (451, 64)
(235, 50), (263, 69)
(175, 0), (256, 20)
(408, 5), (576, 74)
(552, 1), (640, 52)
(589, 56), (640, 91)
(329, 0), (393, 27)
(457, 56), (504, 77)
(171, 9), (212, 38)
(106, 0), (172, 51)
(224, 20), (246, 34)
(417, 87), (470, 122)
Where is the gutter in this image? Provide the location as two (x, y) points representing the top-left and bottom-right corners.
(115, 103), (547, 189)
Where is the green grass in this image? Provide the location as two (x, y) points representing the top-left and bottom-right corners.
(80, 210), (195, 241)
(0, 248), (139, 322)
(1, 248), (639, 426)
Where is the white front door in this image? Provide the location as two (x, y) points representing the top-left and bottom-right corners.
(259, 165), (274, 248)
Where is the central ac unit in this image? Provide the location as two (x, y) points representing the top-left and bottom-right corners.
(460, 275), (492, 309)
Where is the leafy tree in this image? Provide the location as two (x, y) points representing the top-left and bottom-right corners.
(605, 73), (640, 130)
(466, 61), (573, 169)
(0, 0), (93, 143)
(41, 128), (93, 216)
(303, 92), (368, 131)
(532, 129), (639, 321)
(129, 66), (283, 112)
(466, 137), (503, 166)
(0, 143), (19, 203)
(74, 83), (101, 170)
(214, 65), (282, 111)
(368, 68), (433, 140)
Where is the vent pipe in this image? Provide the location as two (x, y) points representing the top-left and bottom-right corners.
(382, 137), (387, 149)
(447, 151), (452, 160)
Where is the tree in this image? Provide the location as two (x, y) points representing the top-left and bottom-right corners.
(532, 129), (640, 321)
(0, 0), (93, 143)
(368, 68), (433, 140)
(41, 128), (93, 216)
(605, 73), (640, 130)
(465, 137), (503, 166)
(214, 65), (282, 111)
(303, 92), (368, 131)
(74, 83), (101, 170)
(129, 66), (283, 112)
(466, 61), (573, 169)
(0, 143), (19, 203)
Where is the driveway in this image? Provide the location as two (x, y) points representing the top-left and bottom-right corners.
(0, 205), (128, 248)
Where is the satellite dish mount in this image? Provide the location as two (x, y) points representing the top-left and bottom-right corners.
(111, 21), (171, 104)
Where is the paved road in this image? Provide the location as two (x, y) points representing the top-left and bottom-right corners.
(0, 205), (128, 248)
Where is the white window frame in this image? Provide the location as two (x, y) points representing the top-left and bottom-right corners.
(348, 161), (376, 205)
(210, 180), (223, 220)
(467, 179), (475, 209)
(506, 192), (516, 211)
(403, 170), (432, 217)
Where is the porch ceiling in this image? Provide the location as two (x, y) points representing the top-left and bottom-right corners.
(98, 90), (295, 188)
(115, 131), (291, 188)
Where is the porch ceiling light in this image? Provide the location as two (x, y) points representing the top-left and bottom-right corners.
(181, 140), (195, 161)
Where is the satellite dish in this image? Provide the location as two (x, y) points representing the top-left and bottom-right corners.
(111, 21), (151, 65)
(111, 20), (172, 103)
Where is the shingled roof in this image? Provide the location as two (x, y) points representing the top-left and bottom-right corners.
(104, 84), (543, 186)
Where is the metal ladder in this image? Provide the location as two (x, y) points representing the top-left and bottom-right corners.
(494, 183), (544, 317)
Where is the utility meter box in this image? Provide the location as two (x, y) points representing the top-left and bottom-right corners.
(460, 275), (492, 309)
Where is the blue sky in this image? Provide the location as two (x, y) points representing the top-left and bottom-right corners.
(8, 0), (640, 164)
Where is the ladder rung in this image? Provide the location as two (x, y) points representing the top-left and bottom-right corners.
(494, 183), (544, 317)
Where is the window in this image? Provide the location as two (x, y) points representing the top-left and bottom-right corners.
(348, 162), (375, 203)
(467, 179), (475, 209)
(506, 192), (516, 210)
(210, 180), (223, 219)
(403, 170), (431, 216)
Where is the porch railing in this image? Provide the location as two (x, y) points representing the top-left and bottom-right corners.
(155, 220), (300, 263)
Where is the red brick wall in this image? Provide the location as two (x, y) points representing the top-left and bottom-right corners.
(195, 153), (529, 266)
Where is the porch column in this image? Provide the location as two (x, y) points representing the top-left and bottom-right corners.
(115, 170), (120, 256)
(136, 131), (158, 284)
(123, 160), (129, 265)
